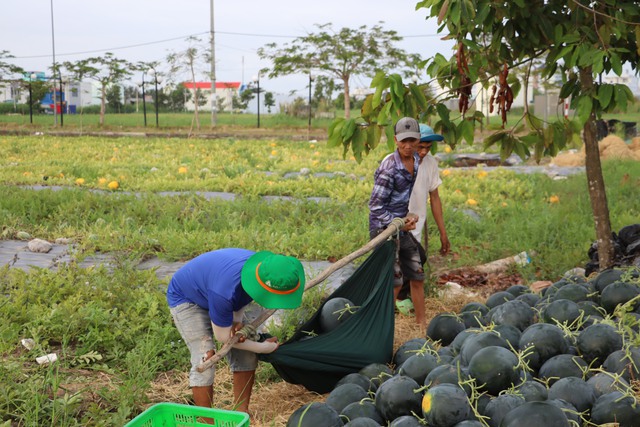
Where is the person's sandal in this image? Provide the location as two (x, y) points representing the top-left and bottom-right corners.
(395, 299), (414, 316)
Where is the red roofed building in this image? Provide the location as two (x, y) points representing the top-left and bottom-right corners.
(182, 81), (241, 112)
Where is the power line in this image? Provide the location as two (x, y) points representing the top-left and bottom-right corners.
(13, 31), (210, 59)
(12, 29), (442, 60)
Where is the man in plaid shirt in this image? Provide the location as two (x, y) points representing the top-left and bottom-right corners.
(368, 117), (426, 326)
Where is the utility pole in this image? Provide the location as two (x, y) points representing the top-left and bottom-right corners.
(209, 0), (217, 128)
(50, 0), (58, 125)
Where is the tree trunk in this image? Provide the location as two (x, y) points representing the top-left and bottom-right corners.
(100, 84), (106, 126)
(190, 62), (200, 130)
(343, 77), (351, 119)
(579, 68), (615, 270)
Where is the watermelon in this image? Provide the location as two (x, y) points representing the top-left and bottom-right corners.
(547, 377), (596, 413)
(518, 323), (570, 371)
(426, 313), (466, 346)
(490, 299), (535, 331)
(482, 394), (525, 427)
(287, 402), (343, 427)
(450, 329), (481, 355)
(398, 353), (439, 385)
(336, 373), (377, 393)
(326, 383), (369, 413)
(485, 291), (515, 309)
(340, 400), (384, 425)
(458, 310), (486, 328)
(320, 297), (357, 333)
(460, 302), (489, 316)
(424, 364), (470, 396)
(468, 346), (520, 395)
(437, 347), (455, 364)
(600, 281), (640, 314)
(552, 284), (590, 303)
(492, 324), (522, 349)
(393, 338), (430, 367)
(587, 372), (630, 397)
(342, 417), (380, 427)
(422, 383), (472, 427)
(591, 268), (626, 293)
(602, 346), (640, 382)
(459, 332), (508, 366)
(500, 401), (570, 427)
(591, 391), (640, 426)
(505, 284), (530, 297)
(546, 399), (581, 426)
(374, 375), (422, 422)
(388, 415), (422, 426)
(542, 299), (581, 326)
(577, 300), (604, 318)
(359, 363), (394, 388)
(576, 323), (623, 366)
(516, 380), (548, 402)
(516, 292), (541, 307)
(538, 354), (588, 385)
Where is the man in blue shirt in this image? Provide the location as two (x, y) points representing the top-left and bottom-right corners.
(368, 117), (426, 326)
(167, 248), (305, 414)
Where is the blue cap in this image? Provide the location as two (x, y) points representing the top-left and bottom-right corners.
(419, 124), (444, 142)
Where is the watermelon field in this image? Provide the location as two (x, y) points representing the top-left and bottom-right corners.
(1, 133), (640, 426)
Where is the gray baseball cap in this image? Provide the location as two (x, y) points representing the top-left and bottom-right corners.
(394, 117), (421, 141)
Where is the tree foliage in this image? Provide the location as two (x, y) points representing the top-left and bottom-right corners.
(167, 37), (208, 131)
(0, 50), (24, 79)
(63, 53), (132, 125)
(21, 80), (49, 112)
(264, 91), (275, 113)
(258, 22), (422, 119)
(329, 0), (640, 269)
(106, 84), (123, 113)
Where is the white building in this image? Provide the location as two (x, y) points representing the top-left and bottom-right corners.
(182, 81), (241, 112)
(601, 73), (640, 97)
(0, 80), (23, 103)
(64, 80), (100, 111)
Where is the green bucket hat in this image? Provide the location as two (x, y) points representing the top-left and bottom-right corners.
(241, 251), (306, 309)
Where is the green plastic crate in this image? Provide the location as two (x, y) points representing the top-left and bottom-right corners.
(125, 402), (250, 427)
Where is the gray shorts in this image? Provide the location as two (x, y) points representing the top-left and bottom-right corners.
(169, 302), (258, 387)
(371, 229), (425, 286)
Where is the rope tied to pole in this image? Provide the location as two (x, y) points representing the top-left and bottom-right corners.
(237, 324), (258, 341)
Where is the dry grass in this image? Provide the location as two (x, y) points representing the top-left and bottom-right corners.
(552, 134), (640, 166)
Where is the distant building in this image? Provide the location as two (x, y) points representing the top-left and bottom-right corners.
(0, 72), (99, 114)
(0, 71), (48, 105)
(601, 73), (640, 97)
(64, 80), (99, 109)
(0, 80), (23, 104)
(182, 81), (241, 112)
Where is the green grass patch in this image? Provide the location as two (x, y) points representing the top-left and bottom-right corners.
(1, 134), (639, 424)
(1, 134), (639, 276)
(0, 111), (337, 132)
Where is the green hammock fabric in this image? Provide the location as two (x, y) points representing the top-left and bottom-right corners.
(260, 240), (396, 394)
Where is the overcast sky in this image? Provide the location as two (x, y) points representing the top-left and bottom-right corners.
(2, 0), (454, 98)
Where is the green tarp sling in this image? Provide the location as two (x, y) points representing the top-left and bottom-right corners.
(260, 240), (396, 394)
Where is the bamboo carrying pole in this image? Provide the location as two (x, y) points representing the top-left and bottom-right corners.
(196, 217), (407, 373)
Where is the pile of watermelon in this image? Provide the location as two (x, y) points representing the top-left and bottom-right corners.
(286, 267), (640, 427)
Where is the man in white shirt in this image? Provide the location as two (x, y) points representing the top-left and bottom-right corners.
(408, 124), (451, 255)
